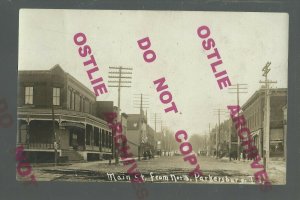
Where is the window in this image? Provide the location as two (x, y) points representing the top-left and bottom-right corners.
(73, 92), (76, 110)
(25, 86), (33, 104)
(67, 89), (71, 109)
(53, 88), (60, 106)
(80, 96), (82, 111)
(71, 92), (75, 110)
(82, 97), (85, 112)
(69, 90), (72, 109)
(101, 129), (105, 147)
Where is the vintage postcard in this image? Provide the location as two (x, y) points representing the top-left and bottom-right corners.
(17, 9), (288, 186)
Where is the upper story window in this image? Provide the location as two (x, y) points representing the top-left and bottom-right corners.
(25, 86), (33, 105)
(69, 89), (73, 109)
(53, 88), (60, 106)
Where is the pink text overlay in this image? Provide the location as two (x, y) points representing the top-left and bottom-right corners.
(15, 145), (37, 184)
(196, 26), (232, 90)
(105, 112), (148, 200)
(73, 33), (108, 96)
(227, 105), (271, 189)
(0, 98), (36, 184)
(137, 37), (203, 177)
(196, 25), (271, 189)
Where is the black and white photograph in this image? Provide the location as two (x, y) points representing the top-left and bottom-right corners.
(17, 9), (288, 185)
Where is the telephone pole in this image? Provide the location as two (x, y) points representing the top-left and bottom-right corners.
(133, 93), (149, 161)
(150, 113), (162, 134)
(228, 115), (232, 161)
(259, 62), (277, 172)
(108, 66), (133, 116)
(213, 108), (228, 158)
(52, 105), (57, 167)
(208, 123), (211, 156)
(51, 77), (57, 167)
(150, 113), (163, 155)
(133, 94), (149, 113)
(228, 83), (248, 161)
(108, 66), (132, 164)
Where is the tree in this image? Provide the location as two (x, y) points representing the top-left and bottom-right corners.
(189, 134), (205, 153)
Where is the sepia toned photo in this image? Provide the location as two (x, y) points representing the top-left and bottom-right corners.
(17, 9), (288, 185)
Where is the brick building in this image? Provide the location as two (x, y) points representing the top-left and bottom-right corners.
(209, 88), (287, 159)
(241, 88), (287, 158)
(17, 65), (113, 163)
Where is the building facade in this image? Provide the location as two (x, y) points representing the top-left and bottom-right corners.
(241, 88), (287, 158)
(208, 88), (287, 159)
(126, 112), (147, 157)
(17, 65), (113, 163)
(126, 111), (157, 158)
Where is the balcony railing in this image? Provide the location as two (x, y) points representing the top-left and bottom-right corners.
(19, 143), (54, 149)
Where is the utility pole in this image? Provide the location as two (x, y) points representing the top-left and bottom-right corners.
(154, 113), (157, 133)
(208, 123), (210, 156)
(108, 66), (133, 164)
(217, 110), (220, 158)
(133, 93), (149, 161)
(133, 94), (149, 112)
(228, 83), (248, 161)
(51, 76), (57, 167)
(150, 113), (162, 155)
(259, 62), (277, 172)
(205, 133), (208, 156)
(52, 105), (57, 167)
(160, 125), (169, 156)
(159, 120), (166, 156)
(213, 109), (228, 158)
(150, 113), (162, 134)
(228, 116), (232, 161)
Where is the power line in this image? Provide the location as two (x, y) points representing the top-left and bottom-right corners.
(149, 113), (162, 133)
(228, 83), (248, 161)
(133, 93), (149, 161)
(108, 66), (133, 164)
(259, 62), (277, 172)
(213, 108), (229, 158)
(133, 93), (149, 112)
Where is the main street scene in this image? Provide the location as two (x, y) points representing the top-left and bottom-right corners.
(17, 10), (288, 185)
(30, 154), (285, 184)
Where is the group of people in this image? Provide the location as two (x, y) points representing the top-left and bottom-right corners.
(143, 150), (154, 160)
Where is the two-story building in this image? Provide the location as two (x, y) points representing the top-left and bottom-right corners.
(126, 112), (147, 157)
(241, 88), (287, 158)
(17, 65), (113, 163)
(126, 110), (158, 158)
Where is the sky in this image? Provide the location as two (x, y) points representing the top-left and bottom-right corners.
(18, 9), (288, 136)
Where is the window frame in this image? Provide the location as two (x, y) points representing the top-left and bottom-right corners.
(24, 86), (33, 105)
(52, 87), (61, 106)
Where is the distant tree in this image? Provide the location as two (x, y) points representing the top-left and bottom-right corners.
(189, 134), (203, 153)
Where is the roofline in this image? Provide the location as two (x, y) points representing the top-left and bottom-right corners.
(66, 73), (96, 98)
(19, 64), (96, 99)
(241, 88), (287, 110)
